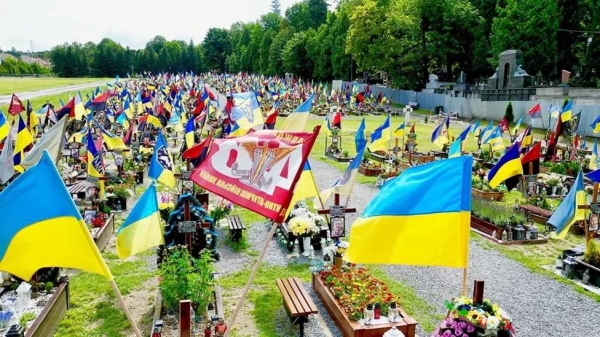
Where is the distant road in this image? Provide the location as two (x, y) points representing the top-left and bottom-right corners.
(0, 81), (106, 105)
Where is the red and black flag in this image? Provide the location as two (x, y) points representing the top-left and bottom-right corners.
(8, 94), (25, 116)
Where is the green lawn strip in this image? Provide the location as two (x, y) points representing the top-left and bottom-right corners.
(55, 248), (157, 336)
(0, 77), (110, 96)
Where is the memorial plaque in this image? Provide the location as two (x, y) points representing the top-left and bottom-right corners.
(70, 148), (79, 159)
(114, 154), (124, 166)
(330, 205), (345, 218)
(178, 221), (196, 233)
(591, 202), (600, 214)
(182, 171), (192, 180)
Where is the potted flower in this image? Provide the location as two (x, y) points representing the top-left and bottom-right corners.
(546, 177), (560, 195)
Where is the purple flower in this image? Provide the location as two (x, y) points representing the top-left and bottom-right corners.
(466, 324), (475, 333)
(462, 334), (469, 337)
(442, 330), (452, 337)
(458, 322), (466, 329)
(454, 328), (463, 336)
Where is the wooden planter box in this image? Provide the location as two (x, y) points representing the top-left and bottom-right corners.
(540, 166), (550, 173)
(516, 205), (552, 225)
(312, 273), (417, 337)
(93, 214), (115, 252)
(471, 188), (504, 201)
(358, 166), (382, 177)
(369, 152), (387, 162)
(470, 215), (547, 245)
(326, 153), (353, 162)
(575, 256), (600, 288)
(26, 282), (70, 337)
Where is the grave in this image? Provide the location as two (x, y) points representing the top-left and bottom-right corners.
(482, 50), (536, 101)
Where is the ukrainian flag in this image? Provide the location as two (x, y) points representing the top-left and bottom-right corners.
(228, 121), (249, 138)
(590, 115), (600, 134)
(393, 122), (405, 138)
(487, 144), (523, 188)
(0, 150), (113, 280)
(149, 130), (175, 187)
(345, 156), (472, 267)
(483, 126), (504, 152)
(281, 95), (314, 132)
(146, 114), (163, 128)
(561, 100), (573, 122)
(14, 115), (33, 167)
(87, 128), (103, 178)
(590, 139), (599, 170)
(368, 115), (391, 152)
(355, 118), (366, 152)
(549, 171), (585, 238)
(0, 112), (8, 142)
(448, 138), (462, 158)
(74, 92), (87, 120)
(116, 111), (130, 130)
(116, 183), (164, 259)
(93, 120), (127, 150)
(286, 161), (320, 217)
(431, 122), (448, 149)
(185, 117), (196, 149)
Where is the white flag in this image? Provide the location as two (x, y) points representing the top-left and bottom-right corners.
(20, 117), (68, 170)
(0, 130), (14, 183)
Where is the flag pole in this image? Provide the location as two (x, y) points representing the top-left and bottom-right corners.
(224, 222), (278, 337)
(110, 280), (142, 337)
(462, 268), (468, 296)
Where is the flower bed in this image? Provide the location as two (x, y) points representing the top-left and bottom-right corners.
(92, 214), (115, 252)
(313, 269), (417, 337)
(471, 176), (504, 201)
(358, 164), (382, 177)
(0, 280), (69, 337)
(470, 215), (547, 245)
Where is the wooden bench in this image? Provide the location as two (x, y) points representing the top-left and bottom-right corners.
(67, 181), (87, 199)
(276, 277), (318, 337)
(226, 215), (246, 242)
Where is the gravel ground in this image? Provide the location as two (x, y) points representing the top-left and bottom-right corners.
(310, 159), (600, 337)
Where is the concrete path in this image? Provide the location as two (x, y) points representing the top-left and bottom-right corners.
(0, 81), (106, 104)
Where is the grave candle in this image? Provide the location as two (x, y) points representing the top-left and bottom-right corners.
(374, 303), (381, 320)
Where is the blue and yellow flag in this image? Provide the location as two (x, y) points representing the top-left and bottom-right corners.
(185, 117), (196, 149)
(590, 140), (599, 170)
(549, 171), (585, 238)
(355, 118), (366, 152)
(281, 95), (314, 132)
(149, 130), (175, 187)
(87, 128), (103, 178)
(0, 112), (8, 142)
(458, 125), (471, 142)
(286, 161), (320, 217)
(591, 115), (600, 134)
(116, 183), (164, 259)
(431, 121), (448, 149)
(483, 126), (504, 152)
(345, 156), (472, 267)
(487, 144), (523, 188)
(448, 138), (462, 158)
(13, 114), (34, 167)
(561, 100), (573, 122)
(393, 122), (405, 138)
(0, 150), (113, 280)
(368, 115), (390, 152)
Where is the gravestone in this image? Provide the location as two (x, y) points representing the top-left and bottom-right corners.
(483, 50), (536, 101)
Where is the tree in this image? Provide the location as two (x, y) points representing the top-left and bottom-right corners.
(505, 102), (514, 124)
(282, 31), (314, 78)
(202, 28), (231, 72)
(285, 2), (312, 32)
(491, 0), (559, 78)
(307, 0), (329, 28)
(271, 0), (281, 15)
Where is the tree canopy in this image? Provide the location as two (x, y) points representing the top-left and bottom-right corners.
(43, 0), (600, 88)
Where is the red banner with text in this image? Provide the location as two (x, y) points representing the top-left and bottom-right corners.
(191, 128), (320, 223)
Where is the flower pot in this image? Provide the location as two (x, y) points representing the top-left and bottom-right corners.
(135, 171), (144, 184)
(302, 236), (311, 256)
(552, 186), (558, 195)
(334, 255), (343, 268)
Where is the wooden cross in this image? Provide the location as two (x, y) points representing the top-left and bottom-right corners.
(317, 194), (356, 239)
(577, 182), (599, 243)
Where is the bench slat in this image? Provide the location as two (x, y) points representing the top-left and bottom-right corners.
(289, 277), (318, 314)
(281, 278), (305, 317)
(276, 279), (301, 317)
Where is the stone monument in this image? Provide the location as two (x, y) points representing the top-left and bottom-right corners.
(482, 50), (536, 101)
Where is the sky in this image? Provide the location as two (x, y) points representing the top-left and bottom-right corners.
(1, 0), (318, 52)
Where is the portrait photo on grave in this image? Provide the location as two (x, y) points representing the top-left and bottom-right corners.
(331, 217), (345, 238)
(84, 210), (97, 224)
(86, 186), (100, 199)
(590, 213), (599, 232)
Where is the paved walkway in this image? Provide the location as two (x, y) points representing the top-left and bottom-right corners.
(0, 81), (105, 104)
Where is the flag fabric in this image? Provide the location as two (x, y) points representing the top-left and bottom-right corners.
(331, 111), (341, 129)
(592, 115), (600, 133)
(55, 98), (76, 120)
(88, 92), (109, 112)
(0, 113), (8, 142)
(228, 121), (250, 138)
(183, 133), (213, 168)
(87, 129), (103, 178)
(591, 140), (599, 170)
(561, 100), (573, 122)
(280, 95), (314, 132)
(74, 92), (87, 120)
(512, 116), (523, 134)
(285, 161), (320, 217)
(448, 138), (462, 158)
(504, 141), (541, 190)
(191, 129), (319, 223)
(149, 130), (175, 187)
(368, 115), (391, 152)
(345, 155), (472, 267)
(482, 127), (504, 152)
(185, 117), (195, 149)
(7, 94), (25, 116)
(549, 105), (561, 118)
(0, 150), (113, 280)
(498, 117), (509, 133)
(14, 115), (34, 165)
(116, 183), (164, 259)
(355, 118), (366, 152)
(487, 144), (523, 188)
(471, 119), (481, 138)
(0, 130), (14, 183)
(479, 120), (493, 138)
(93, 121), (127, 150)
(319, 147), (365, 205)
(393, 122), (405, 138)
(21, 117), (68, 170)
(458, 125), (471, 142)
(549, 171), (585, 238)
(431, 122), (448, 149)
(230, 92), (264, 130)
(528, 103), (542, 118)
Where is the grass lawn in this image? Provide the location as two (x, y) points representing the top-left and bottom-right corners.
(0, 77), (110, 96)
